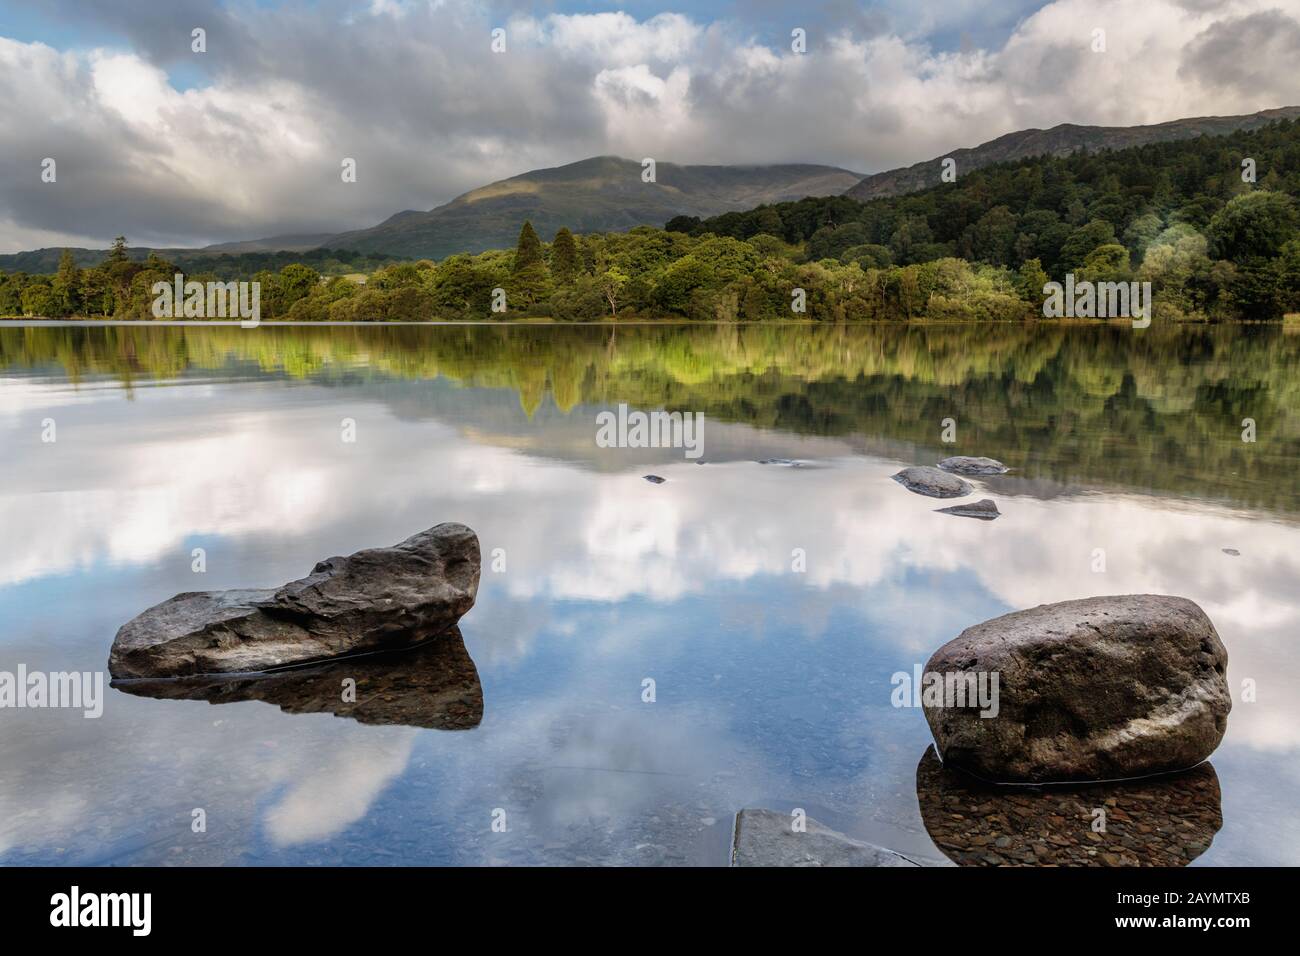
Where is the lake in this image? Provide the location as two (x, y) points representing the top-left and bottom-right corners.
(1, 321), (1298, 866)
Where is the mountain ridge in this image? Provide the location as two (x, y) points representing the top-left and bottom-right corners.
(845, 106), (1300, 201)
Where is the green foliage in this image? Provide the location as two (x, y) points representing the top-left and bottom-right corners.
(1206, 191), (1298, 261)
(551, 227), (578, 284)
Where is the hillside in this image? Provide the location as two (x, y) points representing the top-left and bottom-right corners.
(323, 156), (863, 258)
(845, 106), (1300, 201)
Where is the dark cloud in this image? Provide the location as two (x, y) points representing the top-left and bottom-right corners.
(1179, 8), (1300, 100)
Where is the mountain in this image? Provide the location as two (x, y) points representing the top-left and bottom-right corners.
(845, 106), (1300, 201)
(322, 156), (864, 258)
(202, 233), (337, 253)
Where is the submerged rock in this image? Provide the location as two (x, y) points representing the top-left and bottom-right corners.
(1222, 548), (1240, 556)
(109, 523), (480, 678)
(915, 746), (1222, 866)
(937, 456), (1009, 476)
(892, 466), (972, 499)
(643, 474), (666, 484)
(113, 627), (483, 729)
(923, 594), (1230, 783)
(936, 498), (1000, 520)
(731, 809), (924, 867)
(758, 458), (805, 467)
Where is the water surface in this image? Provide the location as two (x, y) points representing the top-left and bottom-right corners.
(1, 323), (1297, 865)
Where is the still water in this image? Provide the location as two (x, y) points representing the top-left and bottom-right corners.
(1, 322), (1297, 866)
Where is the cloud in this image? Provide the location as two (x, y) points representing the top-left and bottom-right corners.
(1, 0), (1298, 252)
(1179, 8), (1300, 100)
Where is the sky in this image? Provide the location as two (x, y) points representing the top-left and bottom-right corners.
(0, 0), (1298, 252)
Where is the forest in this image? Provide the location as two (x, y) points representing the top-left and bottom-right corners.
(2, 120), (1297, 322)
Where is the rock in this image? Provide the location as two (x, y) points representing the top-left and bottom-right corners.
(758, 458), (804, 467)
(1222, 548), (1240, 556)
(892, 466), (972, 499)
(731, 809), (924, 867)
(915, 746), (1222, 867)
(936, 498), (1000, 520)
(109, 523), (480, 678)
(112, 627), (483, 730)
(937, 456), (1009, 476)
(923, 595), (1230, 782)
(643, 475), (666, 483)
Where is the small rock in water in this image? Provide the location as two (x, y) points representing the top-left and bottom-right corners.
(1221, 548), (1240, 556)
(937, 456), (1009, 476)
(731, 809), (927, 867)
(892, 466), (972, 499)
(758, 458), (804, 467)
(936, 498), (1000, 520)
(643, 475), (666, 484)
(923, 594), (1231, 782)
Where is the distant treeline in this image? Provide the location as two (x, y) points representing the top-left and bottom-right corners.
(3, 120), (1298, 322)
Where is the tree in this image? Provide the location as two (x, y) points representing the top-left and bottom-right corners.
(508, 220), (551, 307)
(598, 267), (628, 317)
(1076, 243), (1132, 284)
(551, 227), (578, 284)
(20, 280), (56, 317)
(1015, 258), (1050, 302)
(1059, 220), (1117, 270)
(52, 249), (82, 316)
(0, 272), (19, 316)
(1206, 191), (1298, 262)
(513, 221), (543, 273)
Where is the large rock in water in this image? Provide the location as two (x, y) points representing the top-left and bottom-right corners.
(923, 595), (1230, 783)
(109, 523), (480, 678)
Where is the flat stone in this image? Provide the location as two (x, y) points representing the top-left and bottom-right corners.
(643, 475), (666, 483)
(936, 498), (1001, 520)
(731, 809), (922, 867)
(892, 466), (972, 499)
(109, 523), (480, 678)
(938, 456), (1009, 476)
(923, 594), (1230, 782)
